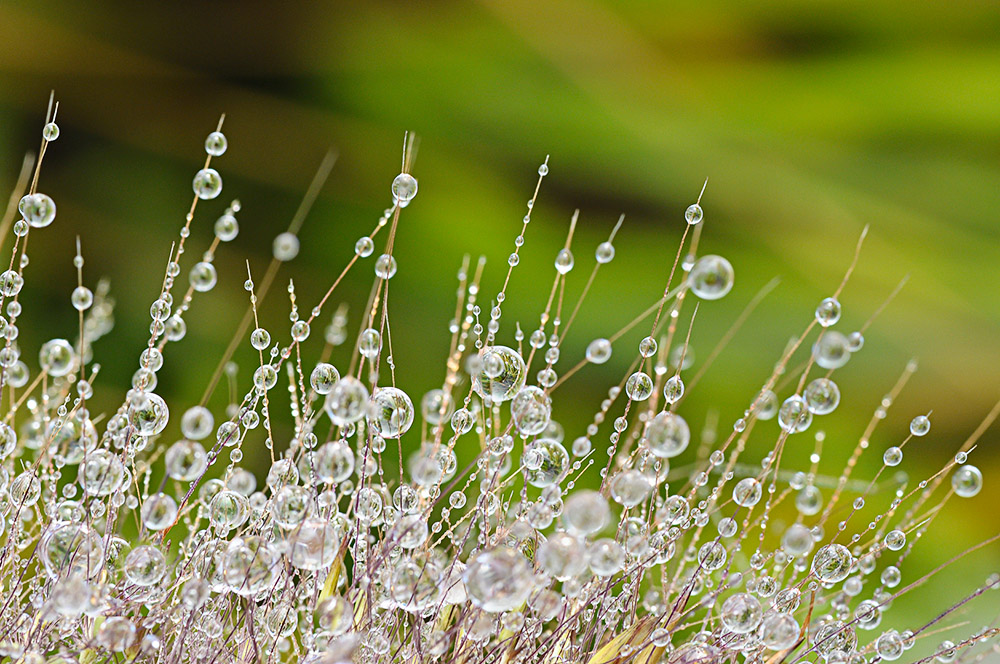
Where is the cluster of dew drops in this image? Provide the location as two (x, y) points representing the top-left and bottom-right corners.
(0, 108), (996, 664)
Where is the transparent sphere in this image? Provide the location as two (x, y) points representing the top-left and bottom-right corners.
(128, 392), (170, 436)
(698, 541), (727, 571)
(314, 440), (355, 483)
(881, 565), (901, 588)
(358, 327), (382, 359)
(451, 407), (475, 435)
(250, 327), (271, 350)
(165, 440), (208, 481)
(0, 422), (15, 457)
(875, 630), (904, 661)
(71, 286), (94, 311)
(181, 405), (215, 440)
(205, 131), (228, 156)
(511, 385), (552, 436)
(189, 261), (217, 292)
(42, 122), (60, 141)
(663, 375), (684, 404)
(368, 386), (415, 437)
(645, 411), (690, 458)
(224, 536), (279, 596)
(19, 193), (56, 228)
(324, 376), (370, 426)
(795, 485), (823, 515)
(688, 255), (734, 300)
(374, 253), (397, 279)
(310, 362), (340, 395)
(563, 489), (609, 536)
(588, 538), (625, 576)
(420, 388), (455, 425)
(760, 612), (799, 650)
(44, 415), (98, 465)
(98, 617), (136, 652)
(595, 241), (615, 264)
(529, 588), (560, 621)
(672, 644), (720, 664)
(271, 485), (311, 527)
(732, 477), (762, 507)
(6, 361), (28, 388)
(149, 297), (171, 322)
(720, 592), (762, 634)
(684, 204), (703, 225)
(625, 371), (654, 401)
(910, 415), (931, 437)
(778, 395), (812, 434)
(390, 558), (442, 613)
(355, 236), (375, 257)
(472, 345), (526, 403)
(804, 377), (840, 415)
(754, 389), (779, 420)
(610, 469), (652, 507)
(936, 641), (958, 663)
(884, 529), (906, 551)
(815, 297), (841, 327)
(78, 449), (126, 496)
(141, 492), (178, 531)
(39, 339), (75, 377)
(354, 487), (383, 522)
(772, 588), (801, 614)
(164, 314), (187, 341)
(554, 248), (574, 274)
(811, 620), (857, 657)
(192, 168), (223, 200)
(524, 438), (569, 488)
(316, 596), (352, 634)
(124, 544), (166, 586)
(782, 523), (815, 557)
(210, 490), (250, 531)
(51, 575), (90, 617)
(41, 523), (104, 580)
(811, 543), (853, 583)
(392, 173), (418, 203)
(214, 213), (239, 241)
(812, 331), (851, 370)
(12, 473), (40, 508)
(585, 338), (612, 364)
(883, 446), (903, 467)
(0, 270), (24, 297)
(952, 464), (982, 498)
(538, 532), (587, 580)
(263, 600), (299, 638)
(463, 547), (533, 613)
(273, 232), (300, 261)
(717, 517), (738, 538)
(266, 458), (299, 490)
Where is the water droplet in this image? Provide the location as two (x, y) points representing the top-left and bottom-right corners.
(192, 168), (223, 200)
(392, 173), (418, 203)
(684, 204), (703, 225)
(815, 297), (841, 327)
(952, 464), (982, 498)
(205, 131), (228, 156)
(688, 255), (734, 300)
(910, 415), (931, 437)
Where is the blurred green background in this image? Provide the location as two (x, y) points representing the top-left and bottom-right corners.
(0, 0), (998, 644)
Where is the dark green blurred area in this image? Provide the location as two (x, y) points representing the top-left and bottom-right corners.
(0, 0), (998, 636)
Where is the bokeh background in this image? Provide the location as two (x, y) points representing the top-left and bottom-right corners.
(0, 0), (998, 649)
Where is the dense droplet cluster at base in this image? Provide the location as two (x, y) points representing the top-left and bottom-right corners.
(0, 101), (996, 664)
